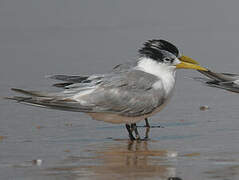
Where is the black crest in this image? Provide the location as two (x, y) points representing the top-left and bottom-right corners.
(139, 39), (180, 61)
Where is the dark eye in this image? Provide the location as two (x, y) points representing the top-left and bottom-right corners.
(163, 57), (172, 62)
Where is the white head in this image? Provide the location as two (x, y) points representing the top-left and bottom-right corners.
(137, 39), (207, 78)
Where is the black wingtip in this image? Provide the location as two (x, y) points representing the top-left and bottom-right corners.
(52, 82), (73, 88)
(3, 96), (20, 101)
(2, 89), (23, 101)
(3, 96), (32, 102)
(2, 96), (12, 100)
(10, 88), (39, 96)
(11, 88), (24, 93)
(11, 88), (31, 95)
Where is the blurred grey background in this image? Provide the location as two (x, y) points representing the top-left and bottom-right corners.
(1, 0), (239, 86)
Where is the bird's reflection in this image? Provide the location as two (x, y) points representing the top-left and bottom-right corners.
(46, 140), (183, 180)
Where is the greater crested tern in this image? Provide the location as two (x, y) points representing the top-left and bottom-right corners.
(6, 39), (207, 140)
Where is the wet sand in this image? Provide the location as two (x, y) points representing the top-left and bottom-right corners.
(1, 1), (239, 179)
(1, 105), (239, 180)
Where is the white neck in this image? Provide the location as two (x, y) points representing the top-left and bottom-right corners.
(136, 57), (176, 77)
(136, 57), (176, 96)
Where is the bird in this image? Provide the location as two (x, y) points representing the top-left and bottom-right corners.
(193, 69), (239, 93)
(186, 59), (239, 93)
(5, 39), (207, 140)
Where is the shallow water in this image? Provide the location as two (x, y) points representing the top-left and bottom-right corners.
(1, 0), (239, 180)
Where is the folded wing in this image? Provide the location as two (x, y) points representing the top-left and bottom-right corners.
(7, 70), (165, 117)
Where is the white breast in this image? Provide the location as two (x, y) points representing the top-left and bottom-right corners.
(136, 57), (176, 97)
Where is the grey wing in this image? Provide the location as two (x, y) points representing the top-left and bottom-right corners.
(7, 67), (164, 115)
(78, 70), (165, 117)
(7, 66), (136, 111)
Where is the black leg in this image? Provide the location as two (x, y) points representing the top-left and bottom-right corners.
(145, 118), (150, 127)
(125, 124), (135, 141)
(131, 123), (140, 141)
(144, 118), (150, 140)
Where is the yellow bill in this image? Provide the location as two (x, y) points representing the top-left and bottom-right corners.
(179, 55), (200, 65)
(177, 55), (208, 71)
